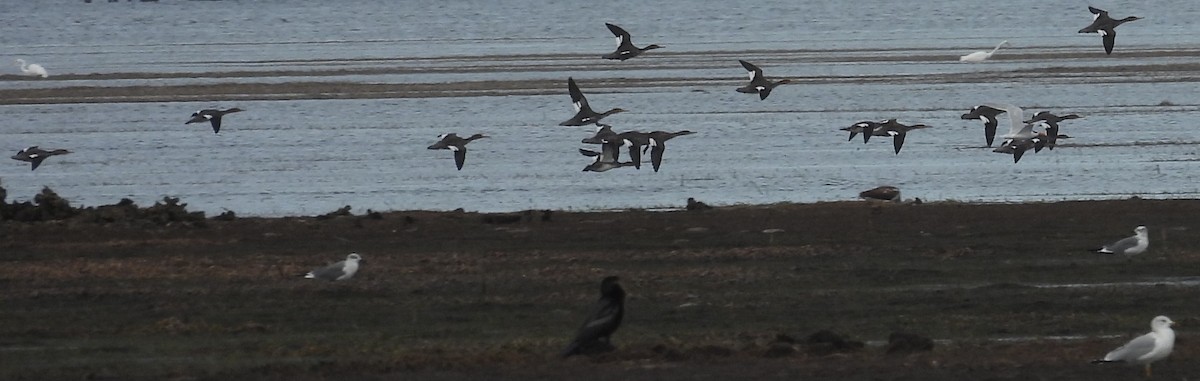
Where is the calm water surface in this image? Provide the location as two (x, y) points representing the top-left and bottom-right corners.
(2, 0), (1199, 216)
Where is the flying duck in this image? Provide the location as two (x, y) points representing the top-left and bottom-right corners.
(581, 125), (618, 145)
(561, 276), (626, 357)
(427, 133), (488, 170)
(859, 186), (901, 202)
(1025, 111), (1081, 150)
(602, 23), (663, 61)
(961, 105), (1007, 147)
(185, 108), (243, 134)
(841, 121), (880, 144)
(643, 130), (695, 172)
(1078, 6), (1141, 55)
(992, 135), (1043, 163)
(873, 119), (931, 154)
(601, 131), (652, 169)
(304, 253), (363, 281)
(580, 146), (635, 172)
(11, 146), (71, 170)
(736, 60), (790, 100)
(560, 77), (625, 127)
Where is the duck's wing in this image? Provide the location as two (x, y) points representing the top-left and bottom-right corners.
(738, 60), (764, 82)
(567, 77), (591, 113)
(209, 115), (223, 133)
(891, 131), (907, 154)
(605, 23), (634, 49)
(1101, 28), (1117, 55)
(649, 139), (665, 172)
(450, 146), (466, 170)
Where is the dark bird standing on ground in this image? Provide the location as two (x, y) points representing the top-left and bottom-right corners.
(11, 146), (71, 170)
(602, 23), (663, 61)
(643, 130), (695, 172)
(961, 105), (1007, 147)
(859, 186), (901, 202)
(185, 108), (244, 134)
(686, 197), (712, 211)
(873, 119), (931, 154)
(427, 133), (488, 170)
(561, 276), (626, 358)
(736, 60), (790, 100)
(1078, 6), (1141, 55)
(560, 77), (626, 127)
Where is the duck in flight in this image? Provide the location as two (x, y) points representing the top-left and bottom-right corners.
(736, 60), (790, 100)
(427, 133), (488, 170)
(560, 77), (625, 127)
(1025, 111), (1081, 150)
(601, 131), (652, 169)
(185, 108), (244, 134)
(579, 145), (635, 173)
(841, 121), (881, 143)
(602, 23), (662, 61)
(11, 146), (71, 170)
(872, 119), (930, 154)
(961, 105), (1007, 147)
(561, 276), (626, 357)
(643, 130), (695, 172)
(1078, 6), (1141, 55)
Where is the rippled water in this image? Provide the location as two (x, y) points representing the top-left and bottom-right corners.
(2, 0), (1199, 216)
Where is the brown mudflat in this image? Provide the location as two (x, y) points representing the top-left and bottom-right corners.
(2, 193), (1199, 380)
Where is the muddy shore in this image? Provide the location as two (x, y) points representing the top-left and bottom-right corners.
(1, 190), (1198, 380)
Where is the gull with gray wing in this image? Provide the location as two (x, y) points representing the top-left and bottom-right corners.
(1092, 315), (1175, 378)
(1091, 226), (1149, 257)
(304, 253), (363, 281)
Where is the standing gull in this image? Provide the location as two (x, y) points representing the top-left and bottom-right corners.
(561, 276), (626, 357)
(560, 77), (626, 127)
(1078, 6), (1141, 55)
(1092, 316), (1175, 378)
(1091, 225), (1149, 257)
(736, 60), (790, 100)
(304, 253), (363, 281)
(185, 108), (244, 134)
(602, 23), (663, 61)
(427, 133), (488, 170)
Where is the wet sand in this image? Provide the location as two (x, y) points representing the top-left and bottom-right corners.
(2, 196), (1199, 380)
(3, 48), (1200, 105)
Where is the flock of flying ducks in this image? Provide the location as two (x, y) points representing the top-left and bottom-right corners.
(9, 6), (1141, 172)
